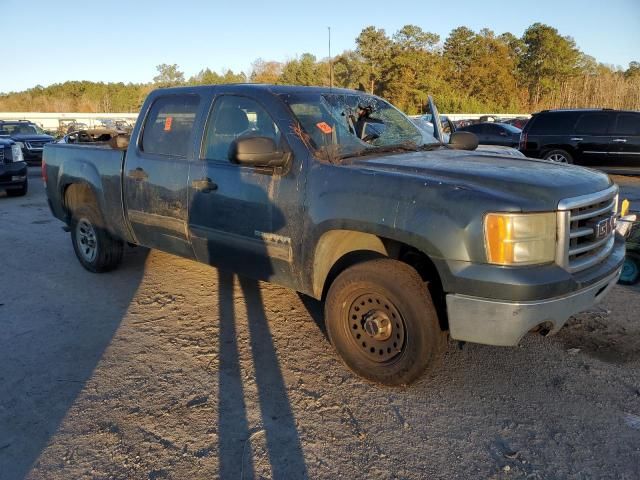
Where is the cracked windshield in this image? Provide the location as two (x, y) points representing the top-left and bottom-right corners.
(282, 93), (438, 159)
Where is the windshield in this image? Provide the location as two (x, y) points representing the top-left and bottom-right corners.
(0, 123), (45, 135)
(280, 92), (439, 160)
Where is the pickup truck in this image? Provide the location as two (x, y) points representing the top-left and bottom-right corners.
(44, 85), (625, 385)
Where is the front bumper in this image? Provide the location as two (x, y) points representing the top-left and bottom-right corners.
(0, 161), (28, 187)
(446, 267), (622, 346)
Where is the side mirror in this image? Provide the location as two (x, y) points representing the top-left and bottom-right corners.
(449, 131), (479, 151)
(230, 136), (287, 167)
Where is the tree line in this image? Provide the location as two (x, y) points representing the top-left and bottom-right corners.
(1, 23), (638, 114)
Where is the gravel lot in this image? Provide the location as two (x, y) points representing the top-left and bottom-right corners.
(1, 169), (639, 480)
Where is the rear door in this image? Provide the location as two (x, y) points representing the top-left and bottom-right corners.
(571, 111), (612, 166)
(608, 112), (640, 167)
(187, 93), (305, 289)
(124, 94), (202, 259)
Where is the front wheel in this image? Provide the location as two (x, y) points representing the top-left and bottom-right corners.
(619, 253), (640, 285)
(6, 180), (28, 197)
(71, 204), (123, 273)
(325, 258), (446, 386)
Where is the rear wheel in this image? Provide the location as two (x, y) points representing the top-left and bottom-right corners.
(325, 258), (446, 386)
(70, 204), (123, 273)
(543, 149), (573, 164)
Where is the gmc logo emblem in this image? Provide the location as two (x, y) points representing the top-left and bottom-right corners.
(590, 216), (616, 240)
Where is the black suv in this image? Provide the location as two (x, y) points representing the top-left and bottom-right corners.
(0, 120), (54, 163)
(519, 109), (640, 171)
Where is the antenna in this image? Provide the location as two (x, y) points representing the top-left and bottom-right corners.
(328, 26), (333, 89)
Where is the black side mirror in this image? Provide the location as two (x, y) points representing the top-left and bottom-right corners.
(449, 131), (479, 151)
(230, 136), (287, 167)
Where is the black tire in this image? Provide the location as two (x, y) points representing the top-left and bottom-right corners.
(70, 204), (123, 273)
(543, 149), (573, 164)
(325, 258), (446, 386)
(618, 253), (640, 285)
(6, 181), (28, 197)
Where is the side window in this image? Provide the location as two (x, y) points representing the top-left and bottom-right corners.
(613, 113), (640, 136)
(202, 96), (281, 162)
(141, 95), (200, 157)
(528, 112), (579, 135)
(485, 124), (502, 135)
(574, 113), (609, 135)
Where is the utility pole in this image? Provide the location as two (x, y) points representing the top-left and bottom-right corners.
(328, 26), (333, 89)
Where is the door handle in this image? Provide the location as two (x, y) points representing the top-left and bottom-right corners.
(612, 138), (627, 143)
(192, 177), (217, 193)
(570, 137), (583, 141)
(128, 167), (148, 181)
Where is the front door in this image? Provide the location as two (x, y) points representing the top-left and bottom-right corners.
(188, 94), (304, 289)
(124, 94), (202, 258)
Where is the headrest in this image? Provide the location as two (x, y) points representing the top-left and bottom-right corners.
(215, 108), (249, 135)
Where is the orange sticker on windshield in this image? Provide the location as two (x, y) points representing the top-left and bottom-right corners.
(316, 122), (333, 134)
(164, 116), (173, 131)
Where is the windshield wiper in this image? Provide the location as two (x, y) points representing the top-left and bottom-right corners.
(339, 143), (419, 160)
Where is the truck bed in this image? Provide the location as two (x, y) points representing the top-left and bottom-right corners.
(44, 143), (132, 242)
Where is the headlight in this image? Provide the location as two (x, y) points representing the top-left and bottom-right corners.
(16, 141), (25, 149)
(484, 212), (556, 265)
(11, 144), (24, 163)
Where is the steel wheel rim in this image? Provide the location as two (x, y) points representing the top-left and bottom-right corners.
(346, 293), (406, 363)
(76, 218), (98, 263)
(548, 153), (568, 163)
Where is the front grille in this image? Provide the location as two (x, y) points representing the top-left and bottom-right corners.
(26, 141), (48, 150)
(557, 185), (618, 273)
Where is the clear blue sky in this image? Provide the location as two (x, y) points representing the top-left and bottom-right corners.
(2, 0), (638, 93)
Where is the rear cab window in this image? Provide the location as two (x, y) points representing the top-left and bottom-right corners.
(141, 95), (200, 157)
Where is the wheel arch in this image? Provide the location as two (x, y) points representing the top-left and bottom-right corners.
(312, 229), (448, 330)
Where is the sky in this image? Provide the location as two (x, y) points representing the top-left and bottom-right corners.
(1, 0), (639, 93)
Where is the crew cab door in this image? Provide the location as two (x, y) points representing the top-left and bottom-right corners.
(124, 94), (202, 258)
(608, 112), (640, 167)
(187, 93), (304, 289)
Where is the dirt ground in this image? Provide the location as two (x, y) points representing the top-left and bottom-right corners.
(1, 171), (639, 480)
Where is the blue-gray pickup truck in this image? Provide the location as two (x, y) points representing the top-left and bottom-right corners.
(43, 85), (625, 385)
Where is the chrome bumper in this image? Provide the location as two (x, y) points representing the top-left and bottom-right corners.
(446, 268), (622, 346)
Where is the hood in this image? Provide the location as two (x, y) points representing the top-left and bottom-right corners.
(10, 133), (54, 142)
(352, 148), (612, 210)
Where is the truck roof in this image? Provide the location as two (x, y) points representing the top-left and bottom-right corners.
(149, 83), (366, 97)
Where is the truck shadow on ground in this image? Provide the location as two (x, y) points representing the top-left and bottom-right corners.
(0, 246), (149, 480)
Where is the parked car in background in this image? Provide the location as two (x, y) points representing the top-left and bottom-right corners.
(410, 117), (526, 157)
(0, 120), (55, 164)
(57, 119), (89, 136)
(457, 122), (522, 147)
(503, 117), (529, 129)
(0, 137), (28, 196)
(57, 128), (128, 146)
(519, 109), (640, 171)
